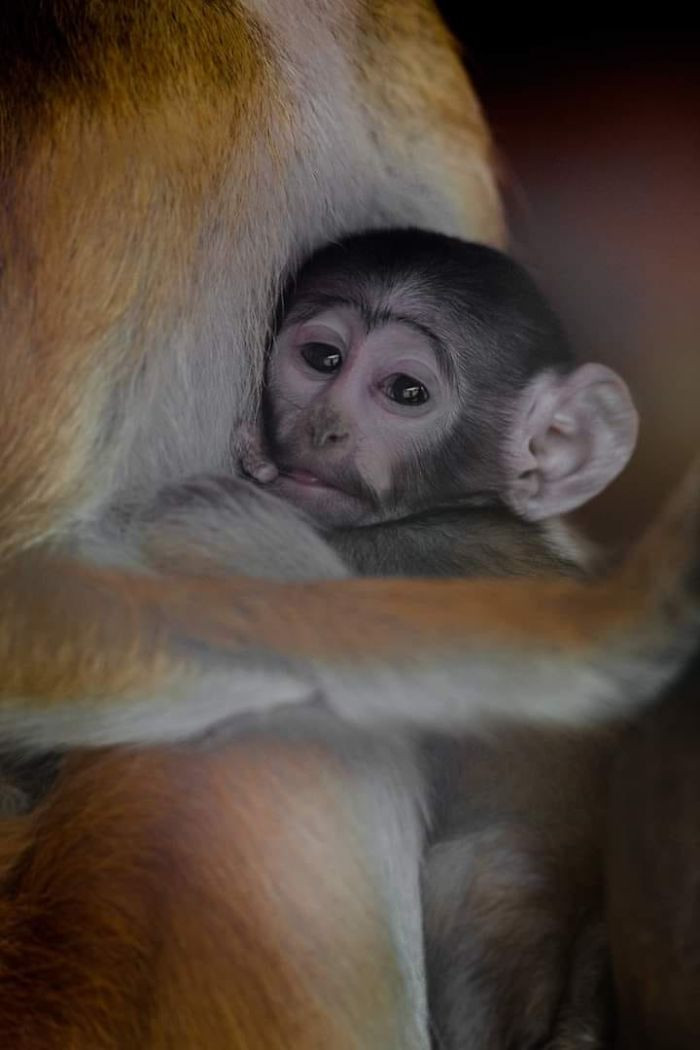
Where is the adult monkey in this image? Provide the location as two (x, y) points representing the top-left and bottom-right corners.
(0, 4), (503, 1045)
(0, 4), (699, 1049)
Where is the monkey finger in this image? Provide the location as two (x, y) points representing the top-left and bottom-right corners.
(248, 460), (279, 484)
(238, 442), (279, 484)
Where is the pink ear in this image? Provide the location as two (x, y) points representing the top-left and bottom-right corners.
(505, 364), (639, 521)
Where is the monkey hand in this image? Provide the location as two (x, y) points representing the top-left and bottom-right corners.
(235, 421), (279, 484)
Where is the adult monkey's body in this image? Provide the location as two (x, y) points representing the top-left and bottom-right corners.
(1, 3), (700, 1048)
(0, 0), (502, 553)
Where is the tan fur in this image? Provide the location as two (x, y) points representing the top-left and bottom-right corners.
(0, 745), (418, 1048)
(1, 483), (691, 709)
(0, 2), (697, 1045)
(0, 2), (504, 1044)
(0, 0), (504, 557)
(0, 3), (274, 549)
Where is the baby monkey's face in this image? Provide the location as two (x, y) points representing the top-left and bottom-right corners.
(265, 301), (459, 528)
(258, 230), (639, 530)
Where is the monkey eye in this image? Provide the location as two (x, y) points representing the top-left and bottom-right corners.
(300, 342), (342, 373)
(384, 374), (430, 406)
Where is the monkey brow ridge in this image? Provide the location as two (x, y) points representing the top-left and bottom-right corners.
(288, 291), (455, 380)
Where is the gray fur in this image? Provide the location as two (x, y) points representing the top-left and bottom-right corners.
(329, 505), (588, 579)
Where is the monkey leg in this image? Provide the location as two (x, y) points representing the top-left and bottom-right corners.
(608, 655), (700, 1050)
(425, 825), (567, 1048)
(547, 920), (613, 1050)
(424, 832), (612, 1050)
(0, 713), (429, 1050)
(422, 726), (615, 1049)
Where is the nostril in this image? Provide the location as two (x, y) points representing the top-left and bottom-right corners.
(309, 417), (348, 448)
(314, 428), (347, 447)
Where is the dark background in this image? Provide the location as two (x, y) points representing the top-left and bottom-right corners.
(433, 29), (700, 1043)
(433, 15), (700, 541)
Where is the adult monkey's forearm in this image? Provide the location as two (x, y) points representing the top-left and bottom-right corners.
(3, 456), (699, 748)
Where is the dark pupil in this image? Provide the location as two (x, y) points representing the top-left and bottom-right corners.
(388, 374), (429, 405)
(301, 342), (341, 373)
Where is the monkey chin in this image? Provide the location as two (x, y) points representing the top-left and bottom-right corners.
(271, 471), (369, 528)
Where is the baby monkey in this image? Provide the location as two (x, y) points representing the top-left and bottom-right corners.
(236, 228), (638, 1047)
(75, 229), (637, 1047)
(241, 227), (637, 577)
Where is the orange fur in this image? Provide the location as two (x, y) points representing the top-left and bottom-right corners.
(0, 2), (697, 1045)
(0, 744), (414, 1048)
(0, 2), (506, 1044)
(2, 476), (694, 712)
(0, 0), (502, 555)
(0, 3), (273, 551)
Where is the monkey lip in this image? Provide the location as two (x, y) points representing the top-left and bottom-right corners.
(279, 467), (341, 491)
(282, 468), (326, 487)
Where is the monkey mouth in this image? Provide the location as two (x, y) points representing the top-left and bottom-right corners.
(273, 448), (379, 508)
(273, 460), (379, 526)
(275, 457), (346, 493)
(280, 468), (332, 488)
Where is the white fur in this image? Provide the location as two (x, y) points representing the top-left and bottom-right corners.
(80, 0), (498, 516)
(2, 610), (693, 750)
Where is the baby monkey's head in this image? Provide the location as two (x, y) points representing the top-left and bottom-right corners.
(264, 228), (637, 528)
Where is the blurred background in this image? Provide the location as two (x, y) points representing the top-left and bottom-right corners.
(436, 15), (700, 543)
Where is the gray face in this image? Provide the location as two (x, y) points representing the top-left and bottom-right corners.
(266, 299), (461, 527)
(261, 229), (637, 530)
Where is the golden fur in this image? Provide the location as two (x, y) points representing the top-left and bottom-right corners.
(0, 2), (698, 1045)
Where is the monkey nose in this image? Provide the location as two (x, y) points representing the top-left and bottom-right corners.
(311, 424), (349, 448)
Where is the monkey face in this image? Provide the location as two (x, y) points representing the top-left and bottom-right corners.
(265, 304), (460, 527)
(263, 228), (639, 528)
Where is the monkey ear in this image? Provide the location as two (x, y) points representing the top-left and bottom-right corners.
(504, 363), (639, 521)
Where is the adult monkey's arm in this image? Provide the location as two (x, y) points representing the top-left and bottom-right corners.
(2, 453), (700, 748)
